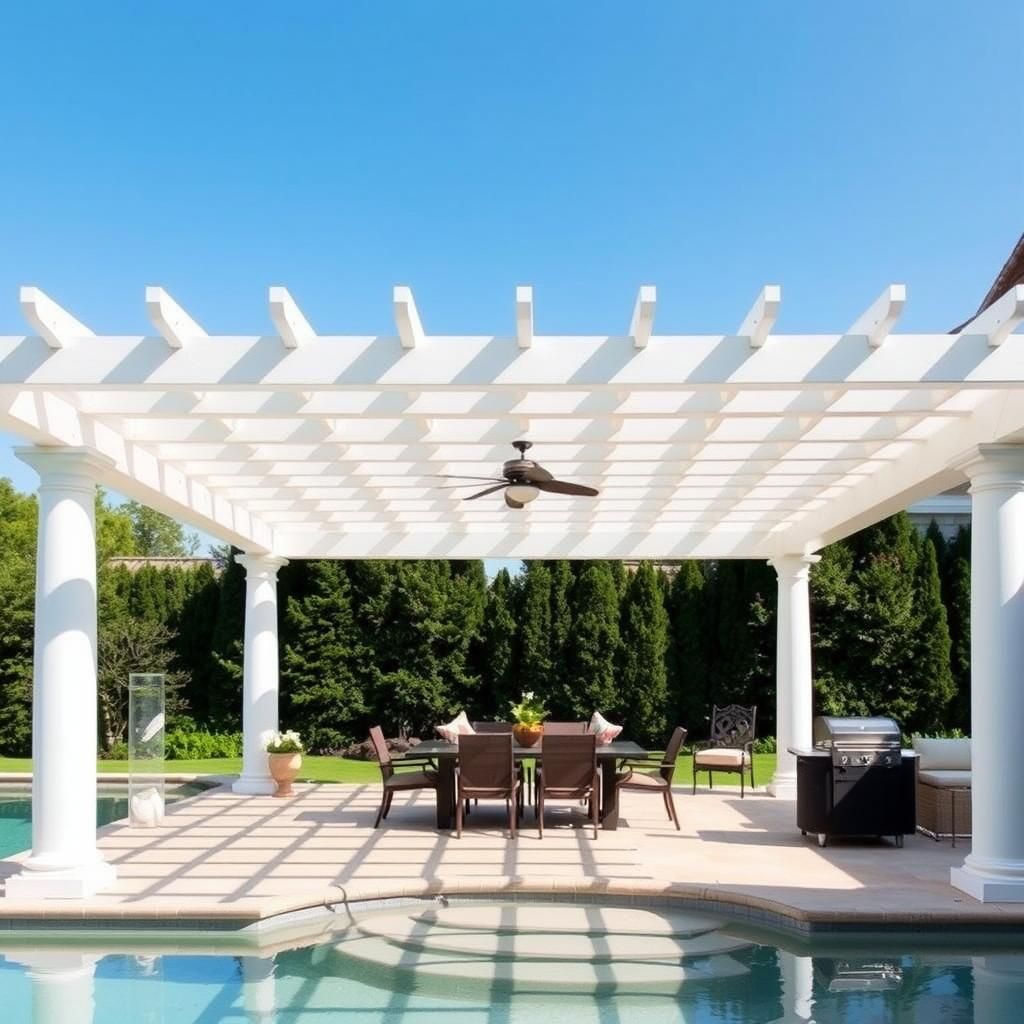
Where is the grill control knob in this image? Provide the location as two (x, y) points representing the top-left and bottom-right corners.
(860, 755), (869, 765)
(840, 755), (849, 765)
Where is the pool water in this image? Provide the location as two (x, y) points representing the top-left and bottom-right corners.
(0, 784), (208, 858)
(0, 901), (1018, 1022)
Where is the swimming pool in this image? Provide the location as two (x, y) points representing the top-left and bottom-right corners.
(0, 783), (209, 858)
(0, 900), (1019, 1022)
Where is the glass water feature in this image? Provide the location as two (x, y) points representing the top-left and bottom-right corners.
(128, 673), (165, 828)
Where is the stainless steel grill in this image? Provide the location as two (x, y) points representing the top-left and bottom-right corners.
(795, 715), (914, 847)
(813, 715), (902, 768)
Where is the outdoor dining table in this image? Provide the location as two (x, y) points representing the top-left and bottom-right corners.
(398, 738), (652, 831)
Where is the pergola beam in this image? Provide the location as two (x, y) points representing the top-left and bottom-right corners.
(516, 286), (533, 349)
(19, 287), (94, 350)
(960, 284), (1024, 347)
(393, 286), (424, 348)
(848, 284), (906, 347)
(269, 286), (316, 348)
(630, 286), (656, 349)
(145, 287), (207, 349)
(738, 285), (781, 348)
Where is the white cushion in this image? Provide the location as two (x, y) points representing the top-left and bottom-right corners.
(912, 736), (971, 771)
(918, 769), (972, 788)
(588, 711), (623, 745)
(695, 747), (751, 768)
(436, 710), (475, 744)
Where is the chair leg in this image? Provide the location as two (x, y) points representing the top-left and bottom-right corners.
(709, 772), (713, 790)
(538, 789), (544, 838)
(374, 789), (388, 829)
(592, 789), (599, 840)
(665, 788), (681, 831)
(456, 790), (463, 838)
(508, 795), (517, 839)
(382, 791), (394, 819)
(740, 769), (745, 798)
(692, 763), (697, 795)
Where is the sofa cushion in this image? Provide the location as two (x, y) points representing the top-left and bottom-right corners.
(918, 769), (972, 788)
(695, 747), (751, 768)
(436, 711), (475, 744)
(912, 736), (971, 771)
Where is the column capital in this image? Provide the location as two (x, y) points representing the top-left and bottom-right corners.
(768, 553), (821, 581)
(954, 444), (1024, 492)
(14, 446), (114, 489)
(236, 553), (288, 580)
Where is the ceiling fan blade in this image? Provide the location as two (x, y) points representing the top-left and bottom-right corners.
(522, 463), (553, 482)
(464, 483), (508, 501)
(429, 474), (507, 483)
(504, 491), (525, 510)
(535, 479), (600, 497)
(435, 481), (505, 489)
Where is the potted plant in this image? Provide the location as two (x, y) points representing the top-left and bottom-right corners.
(509, 692), (548, 748)
(265, 730), (304, 797)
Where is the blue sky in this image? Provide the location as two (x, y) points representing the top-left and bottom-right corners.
(1, 2), (1021, 568)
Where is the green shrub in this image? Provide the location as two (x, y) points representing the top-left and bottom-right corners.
(100, 741), (129, 760)
(752, 737), (777, 754)
(165, 729), (243, 760)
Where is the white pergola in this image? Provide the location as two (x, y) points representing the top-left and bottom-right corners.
(2, 281), (1023, 902)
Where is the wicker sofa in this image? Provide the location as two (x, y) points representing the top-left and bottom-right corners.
(913, 736), (971, 841)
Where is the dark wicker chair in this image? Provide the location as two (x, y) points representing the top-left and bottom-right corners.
(542, 721), (588, 734)
(615, 726), (687, 829)
(535, 733), (600, 839)
(468, 723), (525, 810)
(692, 705), (756, 797)
(368, 726), (438, 828)
(455, 733), (521, 839)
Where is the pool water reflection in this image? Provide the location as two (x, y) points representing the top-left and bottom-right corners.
(0, 901), (1020, 1023)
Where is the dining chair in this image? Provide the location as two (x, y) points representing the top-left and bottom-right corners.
(455, 733), (521, 839)
(535, 733), (600, 839)
(615, 725), (687, 830)
(368, 726), (438, 829)
(692, 705), (757, 797)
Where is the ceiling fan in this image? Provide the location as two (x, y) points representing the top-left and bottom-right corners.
(434, 441), (600, 509)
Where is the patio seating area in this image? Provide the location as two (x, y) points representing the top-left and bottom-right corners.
(2, 781), (1021, 930)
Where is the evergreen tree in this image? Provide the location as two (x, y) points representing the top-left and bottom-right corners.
(666, 561), (707, 733)
(609, 560), (629, 599)
(562, 562), (621, 719)
(479, 569), (518, 713)
(516, 562), (553, 701)
(911, 538), (955, 733)
(946, 555), (972, 732)
(548, 560), (574, 705)
(618, 561), (669, 744)
(282, 561), (366, 751)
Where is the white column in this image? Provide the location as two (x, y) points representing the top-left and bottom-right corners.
(972, 955), (1024, 1021)
(778, 950), (815, 1020)
(767, 554), (819, 799)
(233, 554), (288, 795)
(7, 953), (99, 1024)
(951, 444), (1024, 902)
(7, 447), (116, 899)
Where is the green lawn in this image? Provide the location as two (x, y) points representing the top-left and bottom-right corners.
(0, 752), (777, 788)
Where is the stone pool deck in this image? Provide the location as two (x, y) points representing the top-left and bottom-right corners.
(1, 781), (1021, 932)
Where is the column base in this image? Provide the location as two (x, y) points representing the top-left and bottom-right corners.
(5, 859), (116, 900)
(951, 864), (1024, 903)
(766, 773), (798, 799)
(232, 775), (276, 796)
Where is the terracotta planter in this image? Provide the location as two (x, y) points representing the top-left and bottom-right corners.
(513, 724), (543, 748)
(268, 752), (302, 797)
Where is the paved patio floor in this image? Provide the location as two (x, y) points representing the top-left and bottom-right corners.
(1, 781), (1021, 929)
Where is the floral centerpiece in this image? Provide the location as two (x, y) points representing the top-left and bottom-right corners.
(509, 692), (548, 747)
(265, 729), (304, 797)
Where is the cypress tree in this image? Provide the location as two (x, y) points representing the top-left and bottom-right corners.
(548, 560), (574, 708)
(910, 538), (955, 733)
(946, 555), (971, 732)
(479, 568), (518, 714)
(609, 560), (629, 599)
(618, 561), (669, 744)
(563, 562), (621, 720)
(283, 561), (366, 752)
(667, 561), (708, 732)
(517, 562), (553, 701)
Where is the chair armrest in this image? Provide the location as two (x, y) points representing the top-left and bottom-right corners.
(620, 757), (670, 770)
(393, 756), (437, 772)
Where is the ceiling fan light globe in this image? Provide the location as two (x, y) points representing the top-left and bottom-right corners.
(505, 483), (540, 504)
